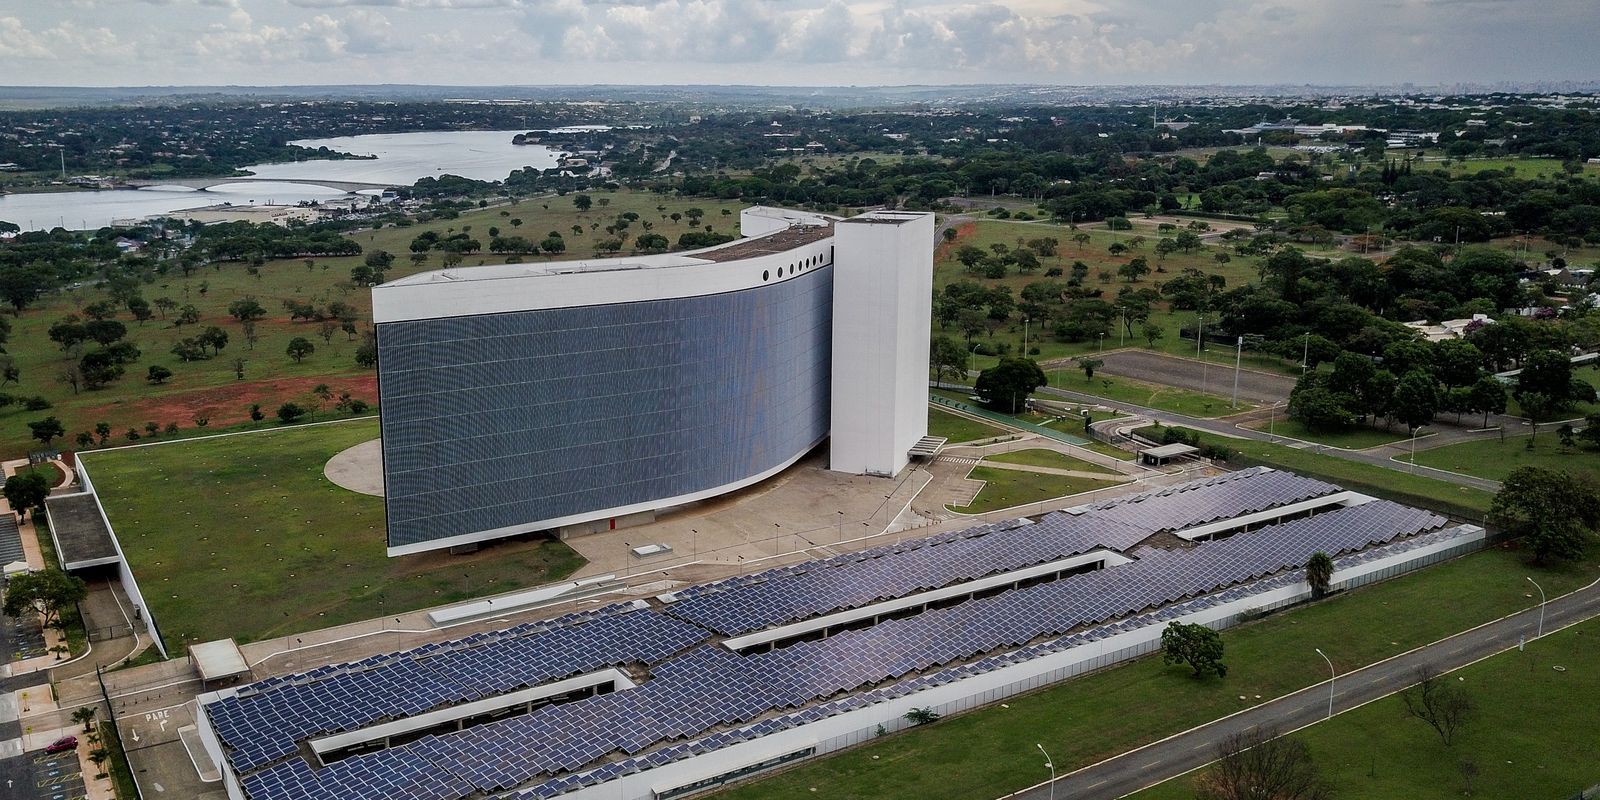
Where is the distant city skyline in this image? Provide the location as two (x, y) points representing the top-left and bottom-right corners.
(2, 0), (1597, 89)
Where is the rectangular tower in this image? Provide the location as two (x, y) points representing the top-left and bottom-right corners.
(828, 211), (936, 476)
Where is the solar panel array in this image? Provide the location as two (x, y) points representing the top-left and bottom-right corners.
(661, 467), (1338, 636)
(1078, 467), (1340, 533)
(501, 522), (1478, 800)
(224, 495), (1449, 800)
(207, 601), (709, 775)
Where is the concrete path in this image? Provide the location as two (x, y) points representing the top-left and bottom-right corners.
(324, 438), (384, 497)
(1005, 577), (1600, 800)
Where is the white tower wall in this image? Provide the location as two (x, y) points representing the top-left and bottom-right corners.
(828, 211), (936, 476)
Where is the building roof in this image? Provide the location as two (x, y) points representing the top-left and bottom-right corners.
(1141, 443), (1200, 459)
(191, 639), (252, 682)
(44, 492), (121, 570)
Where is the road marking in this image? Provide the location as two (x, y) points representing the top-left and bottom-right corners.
(1087, 779), (1107, 788)
(1142, 760), (1161, 770)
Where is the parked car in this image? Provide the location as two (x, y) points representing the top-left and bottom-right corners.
(44, 735), (77, 754)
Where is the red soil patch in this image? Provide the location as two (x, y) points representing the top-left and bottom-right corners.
(83, 375), (379, 430)
(935, 221), (979, 260)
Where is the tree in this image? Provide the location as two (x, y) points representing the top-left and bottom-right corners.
(1488, 466), (1600, 563)
(197, 326), (229, 356)
(286, 337), (315, 363)
(127, 297), (153, 325)
(1117, 256), (1150, 282)
(573, 193), (593, 212)
(1162, 621), (1227, 678)
(1142, 321), (1164, 348)
(1194, 729), (1331, 800)
(1075, 356), (1104, 382)
(0, 263), (55, 315)
(929, 336), (967, 384)
(175, 304), (201, 327)
(1174, 230), (1203, 253)
(83, 319), (127, 347)
(1516, 391), (1555, 445)
(973, 357), (1047, 414)
(249, 404), (264, 422)
(28, 416), (65, 446)
(2, 568), (87, 630)
(145, 365), (173, 384)
(1468, 375), (1507, 429)
(1304, 551), (1334, 599)
(1400, 664), (1474, 746)
(71, 706), (97, 732)
(1071, 232), (1091, 251)
(94, 422), (111, 445)
(2, 471), (50, 520)
(49, 317), (89, 351)
(276, 402), (307, 424)
(1517, 349), (1575, 408)
(226, 297), (266, 324)
(1391, 369), (1440, 431)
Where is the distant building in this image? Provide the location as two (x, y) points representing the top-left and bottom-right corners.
(1403, 313), (1492, 342)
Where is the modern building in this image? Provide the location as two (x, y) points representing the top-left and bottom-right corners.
(371, 207), (935, 556)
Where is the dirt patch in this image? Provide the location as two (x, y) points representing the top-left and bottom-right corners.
(82, 375), (378, 430)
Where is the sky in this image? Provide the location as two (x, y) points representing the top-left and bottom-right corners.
(1, 0), (1597, 88)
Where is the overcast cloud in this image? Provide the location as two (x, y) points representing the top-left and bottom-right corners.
(1, 0), (1595, 87)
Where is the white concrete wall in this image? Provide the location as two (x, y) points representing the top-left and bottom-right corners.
(740, 206), (837, 237)
(828, 211), (935, 476)
(71, 458), (168, 659)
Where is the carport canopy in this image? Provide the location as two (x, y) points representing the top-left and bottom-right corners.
(191, 638), (251, 683)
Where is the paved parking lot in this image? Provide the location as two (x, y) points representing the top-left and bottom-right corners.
(4, 615), (47, 662)
(25, 750), (84, 800)
(1092, 349), (1296, 404)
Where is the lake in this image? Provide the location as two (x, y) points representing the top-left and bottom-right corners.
(0, 130), (565, 231)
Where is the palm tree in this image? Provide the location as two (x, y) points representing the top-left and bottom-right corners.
(71, 706), (97, 732)
(1305, 551), (1335, 599)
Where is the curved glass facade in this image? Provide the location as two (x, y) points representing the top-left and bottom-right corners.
(377, 267), (833, 551)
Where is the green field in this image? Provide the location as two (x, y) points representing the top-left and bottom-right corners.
(927, 406), (1007, 444)
(948, 465), (1120, 514)
(1410, 435), (1600, 484)
(81, 419), (585, 654)
(1050, 370), (1256, 418)
(0, 189), (751, 458)
(984, 448), (1118, 474)
(1129, 618), (1600, 800)
(713, 547), (1598, 800)
(1246, 416), (1409, 450)
(1136, 423), (1496, 517)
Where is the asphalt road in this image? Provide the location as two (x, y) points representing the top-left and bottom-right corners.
(1009, 578), (1600, 800)
(1083, 350), (1296, 405)
(1029, 382), (1505, 493)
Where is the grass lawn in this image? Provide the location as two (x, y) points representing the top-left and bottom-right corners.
(948, 466), (1120, 514)
(1054, 371), (1254, 418)
(1128, 618), (1600, 800)
(985, 448), (1118, 474)
(80, 418), (586, 655)
(713, 547), (1599, 800)
(1073, 438), (1137, 461)
(1244, 416), (1409, 450)
(928, 406), (1007, 444)
(1409, 435), (1600, 484)
(15, 460), (66, 487)
(1135, 423), (1497, 517)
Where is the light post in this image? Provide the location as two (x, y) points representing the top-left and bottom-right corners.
(1527, 576), (1546, 638)
(1023, 317), (1030, 355)
(1036, 743), (1056, 800)
(1098, 332), (1104, 353)
(969, 343), (981, 380)
(1315, 647), (1335, 719)
(1409, 426), (1420, 471)
(691, 528), (698, 557)
(1231, 336), (1242, 409)
(837, 511), (844, 543)
(1302, 331), (1310, 376)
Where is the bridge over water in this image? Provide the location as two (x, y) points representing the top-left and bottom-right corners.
(123, 177), (397, 193)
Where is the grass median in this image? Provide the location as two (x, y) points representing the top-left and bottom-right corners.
(1128, 617), (1600, 800)
(948, 466), (1121, 514)
(711, 546), (1597, 800)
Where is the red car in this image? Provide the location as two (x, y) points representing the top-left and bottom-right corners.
(44, 735), (77, 754)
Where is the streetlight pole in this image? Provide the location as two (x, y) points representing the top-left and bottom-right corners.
(1036, 743), (1056, 800)
(1231, 336), (1242, 409)
(1526, 576), (1546, 638)
(1409, 426), (1419, 471)
(1315, 647), (1335, 719)
(1023, 317), (1030, 355)
(1302, 331), (1310, 376)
